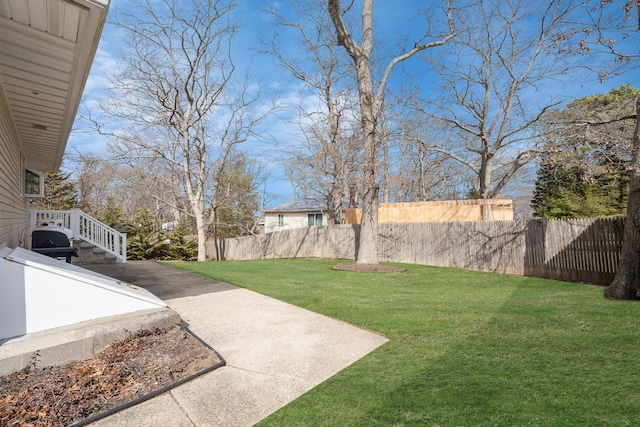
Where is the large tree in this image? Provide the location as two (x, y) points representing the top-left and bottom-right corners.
(265, 0), (362, 224)
(209, 152), (263, 259)
(533, 85), (637, 219)
(605, 96), (639, 299)
(327, 0), (454, 264)
(559, 1), (640, 299)
(100, 0), (269, 261)
(421, 0), (580, 200)
(586, 1), (640, 300)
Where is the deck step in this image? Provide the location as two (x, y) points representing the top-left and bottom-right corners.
(73, 241), (121, 265)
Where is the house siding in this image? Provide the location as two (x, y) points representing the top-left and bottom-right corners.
(264, 211), (326, 233)
(0, 86), (27, 249)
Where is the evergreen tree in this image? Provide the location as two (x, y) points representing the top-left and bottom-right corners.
(166, 217), (197, 261)
(533, 85), (636, 219)
(532, 153), (629, 219)
(126, 207), (164, 260)
(29, 171), (80, 210)
(100, 197), (123, 228)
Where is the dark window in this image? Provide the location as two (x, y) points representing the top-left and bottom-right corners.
(308, 213), (323, 227)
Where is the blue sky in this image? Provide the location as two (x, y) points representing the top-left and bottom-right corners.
(68, 0), (640, 207)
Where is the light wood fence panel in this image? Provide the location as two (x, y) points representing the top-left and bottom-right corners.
(377, 221), (527, 275)
(211, 218), (624, 285)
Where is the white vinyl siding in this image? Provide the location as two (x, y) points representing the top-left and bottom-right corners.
(0, 87), (28, 249)
(264, 211), (325, 233)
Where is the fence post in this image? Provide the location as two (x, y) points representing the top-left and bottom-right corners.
(121, 232), (127, 263)
(70, 209), (81, 240)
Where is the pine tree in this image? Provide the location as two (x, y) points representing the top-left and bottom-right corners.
(534, 85), (636, 219)
(166, 217), (197, 261)
(532, 155), (629, 219)
(126, 207), (164, 260)
(100, 197), (124, 228)
(29, 171), (80, 210)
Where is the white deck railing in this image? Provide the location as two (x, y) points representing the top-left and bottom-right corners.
(29, 209), (127, 262)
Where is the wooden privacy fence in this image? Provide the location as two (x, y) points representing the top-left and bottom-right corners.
(208, 218), (624, 285)
(524, 218), (623, 284)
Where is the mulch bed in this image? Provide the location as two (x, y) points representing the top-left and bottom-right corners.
(332, 263), (406, 273)
(0, 325), (223, 427)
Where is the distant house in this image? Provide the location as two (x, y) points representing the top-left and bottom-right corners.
(264, 196), (351, 233)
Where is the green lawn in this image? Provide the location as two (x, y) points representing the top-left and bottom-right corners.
(166, 258), (640, 426)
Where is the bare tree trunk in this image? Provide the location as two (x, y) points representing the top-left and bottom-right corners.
(329, 185), (344, 224)
(605, 98), (640, 299)
(479, 151), (493, 199)
(187, 192), (208, 262)
(212, 207), (220, 261)
(327, 0), (453, 264)
(358, 106), (381, 264)
(195, 210), (208, 262)
(328, 0), (379, 264)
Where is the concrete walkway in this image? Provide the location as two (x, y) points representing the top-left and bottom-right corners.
(83, 261), (388, 426)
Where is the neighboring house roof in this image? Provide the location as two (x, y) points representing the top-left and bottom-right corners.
(265, 195), (353, 213)
(0, 0), (110, 172)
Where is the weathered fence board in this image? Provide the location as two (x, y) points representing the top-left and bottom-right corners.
(209, 218), (625, 285)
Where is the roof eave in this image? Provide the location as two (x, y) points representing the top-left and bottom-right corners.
(52, 0), (110, 172)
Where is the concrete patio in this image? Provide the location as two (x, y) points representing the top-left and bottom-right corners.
(71, 261), (389, 426)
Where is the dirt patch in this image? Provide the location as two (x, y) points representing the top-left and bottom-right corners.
(0, 325), (222, 427)
(332, 263), (406, 273)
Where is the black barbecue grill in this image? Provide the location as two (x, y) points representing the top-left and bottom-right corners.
(31, 230), (78, 263)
